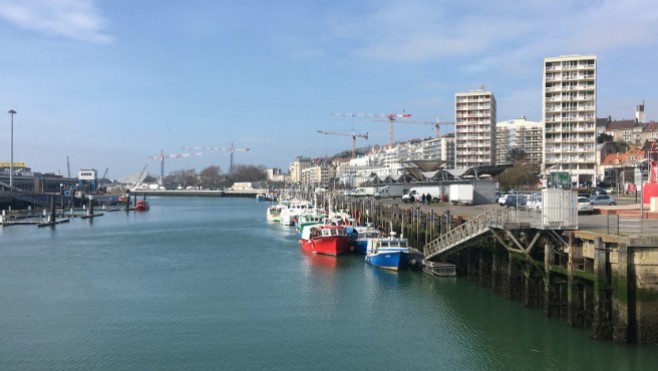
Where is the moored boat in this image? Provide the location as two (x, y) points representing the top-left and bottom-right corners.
(350, 224), (382, 254)
(365, 231), (409, 271)
(295, 212), (326, 237)
(266, 204), (286, 223)
(135, 200), (150, 211)
(280, 200), (313, 226)
(299, 224), (352, 256)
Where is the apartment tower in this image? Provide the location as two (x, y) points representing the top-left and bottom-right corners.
(495, 118), (543, 165)
(542, 55), (597, 185)
(455, 89), (497, 168)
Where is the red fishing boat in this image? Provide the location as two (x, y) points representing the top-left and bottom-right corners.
(299, 224), (352, 256)
(135, 200), (150, 211)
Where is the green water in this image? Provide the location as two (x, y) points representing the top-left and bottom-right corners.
(1, 197), (656, 370)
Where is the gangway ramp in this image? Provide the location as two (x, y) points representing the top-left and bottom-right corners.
(423, 201), (578, 261)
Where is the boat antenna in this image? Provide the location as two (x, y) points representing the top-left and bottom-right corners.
(400, 213), (404, 239)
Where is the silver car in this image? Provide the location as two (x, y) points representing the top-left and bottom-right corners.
(589, 194), (616, 206)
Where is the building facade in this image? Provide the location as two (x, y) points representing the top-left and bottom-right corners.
(543, 55), (597, 185)
(300, 164), (334, 186)
(288, 157), (312, 184)
(455, 89), (497, 168)
(495, 118), (543, 165)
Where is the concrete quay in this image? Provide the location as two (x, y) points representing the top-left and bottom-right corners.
(333, 195), (658, 344)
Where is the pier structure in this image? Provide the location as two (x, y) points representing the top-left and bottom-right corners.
(326, 194), (658, 344)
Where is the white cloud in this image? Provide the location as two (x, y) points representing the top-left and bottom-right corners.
(0, 0), (112, 43)
(327, 0), (658, 66)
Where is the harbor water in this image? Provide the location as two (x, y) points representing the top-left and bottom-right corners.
(1, 197), (657, 370)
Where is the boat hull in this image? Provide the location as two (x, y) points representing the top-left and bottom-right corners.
(299, 236), (351, 256)
(366, 250), (408, 271)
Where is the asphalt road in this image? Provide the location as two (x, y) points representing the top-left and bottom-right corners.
(376, 194), (646, 233)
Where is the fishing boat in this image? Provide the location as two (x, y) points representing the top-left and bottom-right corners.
(134, 200), (150, 211)
(299, 224), (352, 256)
(295, 212), (326, 237)
(256, 192), (277, 202)
(280, 200), (313, 226)
(266, 204), (286, 223)
(365, 231), (409, 271)
(350, 224), (383, 254)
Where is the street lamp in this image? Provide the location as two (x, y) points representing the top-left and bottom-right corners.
(7, 109), (16, 190)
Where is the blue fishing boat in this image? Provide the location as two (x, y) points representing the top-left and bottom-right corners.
(349, 224), (382, 254)
(365, 231), (409, 271)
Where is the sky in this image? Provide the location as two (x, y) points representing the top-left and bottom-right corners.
(0, 0), (657, 180)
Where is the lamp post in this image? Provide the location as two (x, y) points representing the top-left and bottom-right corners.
(7, 109), (16, 190)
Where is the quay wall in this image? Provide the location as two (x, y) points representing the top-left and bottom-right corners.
(326, 195), (658, 344)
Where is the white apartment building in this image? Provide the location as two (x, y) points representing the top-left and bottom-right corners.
(495, 118), (543, 165)
(301, 164), (334, 185)
(288, 157), (312, 184)
(543, 55), (597, 185)
(333, 136), (455, 186)
(455, 89), (497, 168)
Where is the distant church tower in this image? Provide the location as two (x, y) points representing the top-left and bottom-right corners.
(636, 101), (646, 123)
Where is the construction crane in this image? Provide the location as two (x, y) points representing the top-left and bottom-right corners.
(132, 164), (148, 189)
(317, 130), (368, 159)
(330, 111), (412, 146)
(102, 167), (109, 180)
(401, 117), (455, 138)
(148, 150), (204, 185)
(182, 143), (249, 174)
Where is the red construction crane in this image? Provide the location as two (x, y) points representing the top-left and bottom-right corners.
(330, 111), (411, 146)
(148, 149), (204, 185)
(401, 117), (454, 138)
(317, 129), (369, 159)
(182, 143), (249, 174)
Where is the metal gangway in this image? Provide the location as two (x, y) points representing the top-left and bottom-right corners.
(423, 202), (578, 261)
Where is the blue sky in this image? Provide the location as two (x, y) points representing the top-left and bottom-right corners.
(0, 0), (656, 179)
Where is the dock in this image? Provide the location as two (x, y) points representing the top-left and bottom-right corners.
(323, 193), (658, 344)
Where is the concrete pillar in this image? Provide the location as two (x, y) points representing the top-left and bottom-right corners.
(478, 250), (487, 286)
(612, 242), (633, 343)
(592, 237), (612, 340)
(492, 252), (501, 293)
(544, 243), (556, 317)
(505, 253), (521, 300)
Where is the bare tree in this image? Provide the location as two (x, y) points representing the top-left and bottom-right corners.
(230, 164), (266, 182)
(199, 166), (222, 189)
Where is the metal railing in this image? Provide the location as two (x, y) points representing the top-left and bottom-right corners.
(424, 208), (504, 260)
(424, 205), (579, 260)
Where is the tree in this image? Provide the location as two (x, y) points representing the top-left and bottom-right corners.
(597, 133), (614, 144)
(230, 164), (266, 182)
(498, 161), (540, 191)
(168, 169), (198, 188)
(507, 148), (527, 163)
(199, 165), (222, 189)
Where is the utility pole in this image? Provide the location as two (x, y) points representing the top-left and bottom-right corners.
(7, 109), (16, 190)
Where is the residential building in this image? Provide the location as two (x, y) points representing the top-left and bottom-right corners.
(495, 118), (543, 165)
(455, 89), (497, 168)
(288, 157), (312, 184)
(300, 163), (334, 186)
(543, 55), (597, 185)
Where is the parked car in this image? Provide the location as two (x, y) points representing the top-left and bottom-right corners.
(577, 196), (594, 214)
(497, 193), (510, 206)
(505, 194), (527, 209)
(589, 194), (616, 206)
(526, 193), (542, 211)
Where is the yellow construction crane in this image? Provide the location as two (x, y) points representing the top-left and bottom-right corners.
(317, 130), (369, 159)
(330, 111), (411, 146)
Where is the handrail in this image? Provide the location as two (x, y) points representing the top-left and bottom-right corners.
(424, 208), (513, 260)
